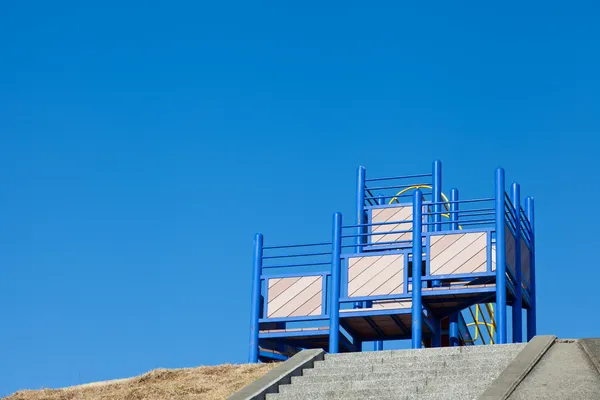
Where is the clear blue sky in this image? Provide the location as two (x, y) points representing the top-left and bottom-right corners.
(1, 0), (599, 396)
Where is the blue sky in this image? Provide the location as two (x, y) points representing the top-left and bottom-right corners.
(1, 0), (599, 395)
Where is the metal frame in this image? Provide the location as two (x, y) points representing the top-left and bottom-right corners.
(248, 160), (537, 362)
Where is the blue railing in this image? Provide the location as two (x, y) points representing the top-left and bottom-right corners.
(422, 197), (496, 232)
(361, 167), (433, 207)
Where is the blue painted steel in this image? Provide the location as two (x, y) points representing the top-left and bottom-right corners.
(373, 198), (385, 351)
(365, 173), (432, 182)
(450, 188), (459, 230)
(263, 242), (331, 250)
(356, 166), (366, 253)
(512, 183), (523, 343)
(329, 212), (342, 353)
(495, 168), (507, 344)
(412, 190), (423, 349)
(249, 233), (263, 363)
(449, 313), (459, 346)
(526, 196), (537, 340)
(432, 160), (442, 231)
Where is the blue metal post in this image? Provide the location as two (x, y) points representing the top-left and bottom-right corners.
(412, 190), (423, 349)
(448, 190), (460, 345)
(450, 188), (459, 230)
(432, 160), (442, 232)
(329, 212), (342, 353)
(431, 161), (442, 288)
(356, 166), (366, 253)
(248, 233), (263, 362)
(495, 169), (507, 344)
(372, 194), (385, 351)
(526, 197), (537, 341)
(512, 184), (523, 343)
(449, 313), (459, 346)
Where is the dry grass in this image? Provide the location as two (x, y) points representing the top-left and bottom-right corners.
(3, 363), (279, 400)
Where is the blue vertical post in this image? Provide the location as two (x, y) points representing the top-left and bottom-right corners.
(526, 197), (537, 341)
(372, 195), (385, 351)
(356, 166), (366, 253)
(450, 188), (459, 230)
(449, 188), (460, 345)
(449, 313), (459, 346)
(495, 169), (507, 344)
(432, 160), (442, 232)
(248, 233), (263, 362)
(354, 167), (367, 310)
(412, 190), (423, 349)
(432, 161), (442, 288)
(329, 212), (342, 353)
(511, 184), (523, 342)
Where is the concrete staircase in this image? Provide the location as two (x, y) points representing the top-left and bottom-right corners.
(266, 343), (526, 400)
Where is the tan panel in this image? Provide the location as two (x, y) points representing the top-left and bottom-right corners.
(491, 243), (496, 271)
(351, 255), (405, 297)
(268, 277), (302, 300)
(430, 233), (485, 273)
(373, 300), (412, 310)
(450, 246), (488, 275)
(430, 234), (465, 261)
(289, 292), (322, 317)
(348, 254), (403, 296)
(371, 206), (414, 245)
(339, 299), (412, 311)
(371, 206), (413, 231)
(521, 238), (531, 286)
(372, 270), (405, 296)
(430, 233), (487, 275)
(505, 224), (516, 277)
(268, 278), (280, 288)
(267, 276), (319, 317)
(273, 279), (321, 317)
(348, 255), (383, 282)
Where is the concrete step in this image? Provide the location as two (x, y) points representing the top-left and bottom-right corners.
(266, 381), (489, 400)
(291, 366), (500, 384)
(280, 372), (498, 393)
(308, 356), (513, 374)
(315, 351), (519, 368)
(324, 343), (525, 362)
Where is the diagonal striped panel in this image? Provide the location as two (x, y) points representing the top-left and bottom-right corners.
(267, 276), (323, 318)
(429, 232), (488, 275)
(370, 206), (414, 245)
(348, 254), (405, 297)
(521, 237), (531, 286)
(505, 223), (516, 278)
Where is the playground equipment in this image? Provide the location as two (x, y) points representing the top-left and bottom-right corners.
(248, 161), (536, 362)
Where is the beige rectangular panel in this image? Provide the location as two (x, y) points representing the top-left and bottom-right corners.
(430, 233), (465, 257)
(430, 232), (487, 275)
(339, 299), (412, 311)
(268, 277), (301, 300)
(370, 206), (414, 245)
(491, 243), (496, 271)
(521, 237), (531, 286)
(267, 276), (323, 318)
(505, 224), (516, 278)
(347, 254), (405, 297)
(373, 299), (412, 310)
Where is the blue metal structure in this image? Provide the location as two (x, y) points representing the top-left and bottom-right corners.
(248, 161), (536, 362)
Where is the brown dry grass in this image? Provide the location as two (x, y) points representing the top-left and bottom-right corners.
(3, 363), (279, 400)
